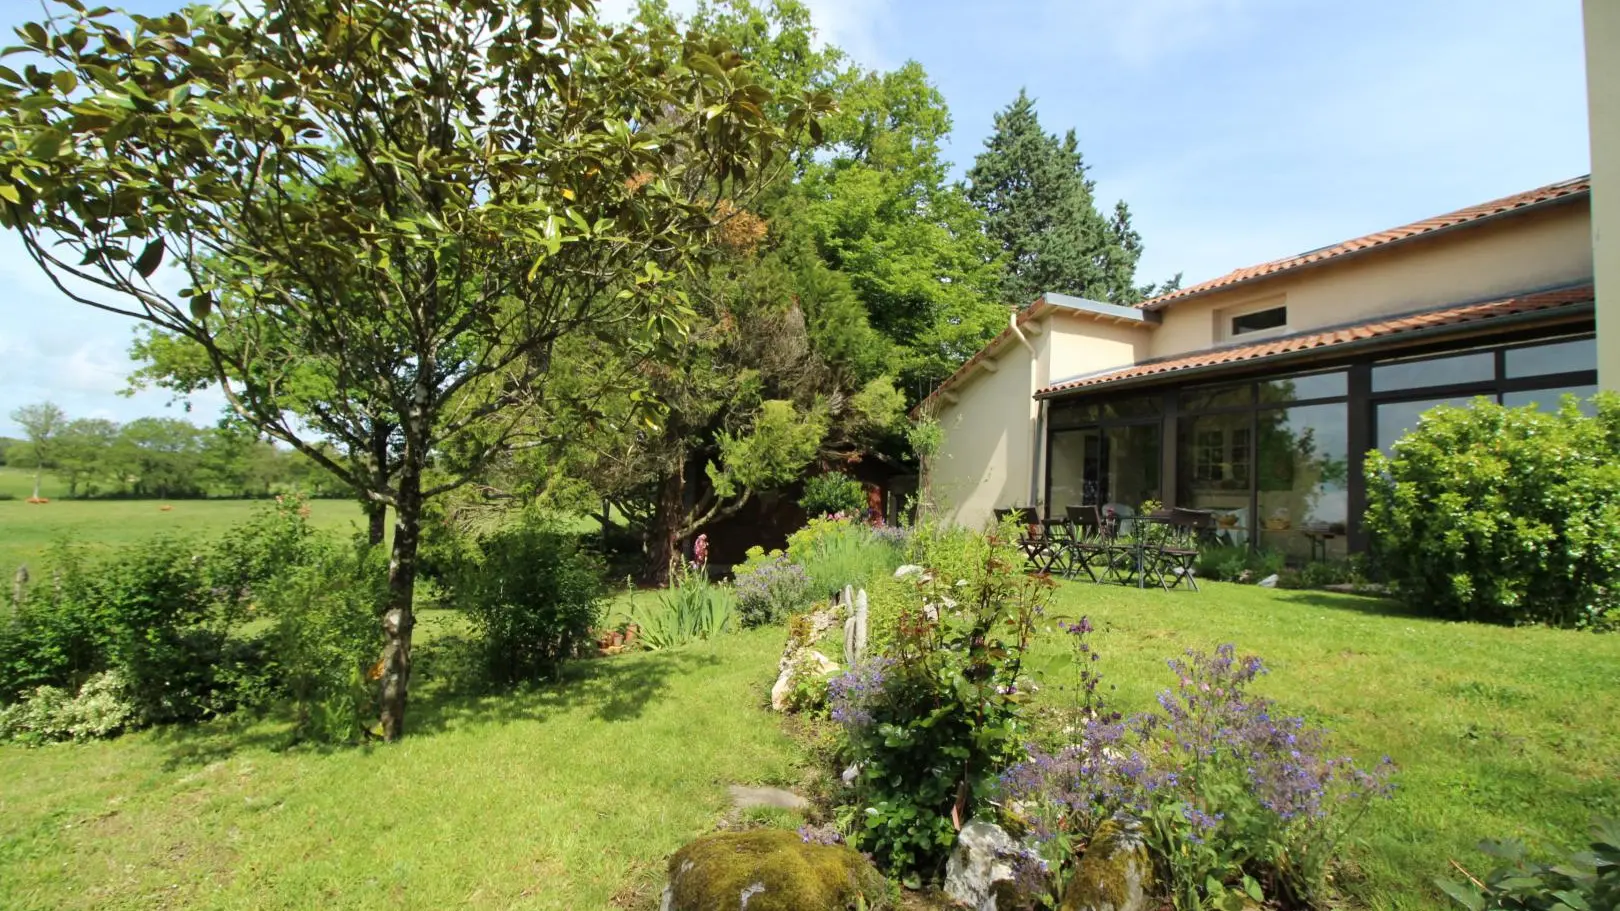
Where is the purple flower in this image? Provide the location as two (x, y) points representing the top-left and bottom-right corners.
(827, 657), (894, 728)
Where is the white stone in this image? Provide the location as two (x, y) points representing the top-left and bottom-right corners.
(944, 820), (1018, 911)
(893, 564), (924, 578)
(1258, 573), (1279, 588)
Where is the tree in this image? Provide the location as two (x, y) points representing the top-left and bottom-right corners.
(54, 417), (118, 497)
(9, 402), (64, 500)
(0, 0), (819, 738)
(966, 90), (1174, 308)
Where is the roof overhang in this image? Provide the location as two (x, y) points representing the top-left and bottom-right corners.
(1037, 285), (1594, 400)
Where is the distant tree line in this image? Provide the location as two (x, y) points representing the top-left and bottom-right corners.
(4, 401), (345, 500)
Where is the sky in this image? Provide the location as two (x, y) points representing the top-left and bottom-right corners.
(0, 0), (1594, 437)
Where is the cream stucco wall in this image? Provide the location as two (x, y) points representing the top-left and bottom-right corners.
(931, 311), (1152, 529)
(1149, 202), (1594, 359)
(930, 340), (1039, 530)
(1587, 0), (1620, 389)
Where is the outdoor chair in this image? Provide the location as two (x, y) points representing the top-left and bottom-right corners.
(1144, 508), (1209, 592)
(1012, 507), (1062, 573)
(1062, 504), (1113, 582)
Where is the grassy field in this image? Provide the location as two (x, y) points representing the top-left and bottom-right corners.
(1030, 582), (1620, 910)
(0, 466), (368, 578)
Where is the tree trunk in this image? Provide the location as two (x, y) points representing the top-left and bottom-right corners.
(31, 468), (40, 500)
(377, 464), (420, 741)
(644, 464), (685, 587)
(365, 500), (387, 547)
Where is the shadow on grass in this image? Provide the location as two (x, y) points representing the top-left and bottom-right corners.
(148, 644), (720, 770)
(1272, 589), (1426, 621)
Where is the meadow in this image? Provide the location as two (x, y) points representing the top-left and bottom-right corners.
(0, 467), (368, 577)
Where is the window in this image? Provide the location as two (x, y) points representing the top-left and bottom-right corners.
(1504, 337), (1597, 378)
(1371, 350), (1494, 392)
(1258, 371), (1347, 403)
(1231, 306), (1287, 336)
(1180, 383), (1253, 412)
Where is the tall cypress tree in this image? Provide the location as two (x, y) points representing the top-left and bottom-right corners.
(967, 90), (1171, 307)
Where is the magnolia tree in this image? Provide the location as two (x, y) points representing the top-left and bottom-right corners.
(0, 0), (824, 738)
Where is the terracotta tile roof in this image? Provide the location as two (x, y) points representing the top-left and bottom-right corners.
(1037, 284), (1594, 398)
(1140, 176), (1591, 311)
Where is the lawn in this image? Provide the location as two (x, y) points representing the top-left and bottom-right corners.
(0, 467), (368, 579)
(1, 578), (1615, 910)
(0, 612), (802, 911)
(1030, 581), (1620, 911)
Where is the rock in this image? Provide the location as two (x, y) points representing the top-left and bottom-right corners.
(727, 785), (809, 812)
(944, 819), (1019, 910)
(661, 829), (890, 911)
(840, 763), (860, 786)
(1060, 815), (1153, 911)
(1257, 573), (1279, 588)
(893, 564), (924, 578)
(771, 650), (839, 712)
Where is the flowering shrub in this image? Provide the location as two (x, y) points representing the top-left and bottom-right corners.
(831, 517), (1053, 881)
(1365, 393), (1620, 628)
(734, 554), (813, 628)
(1000, 639), (1395, 909)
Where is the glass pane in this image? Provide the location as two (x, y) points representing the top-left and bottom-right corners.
(1179, 383), (1253, 412)
(1375, 397), (1476, 454)
(1504, 337), (1597, 378)
(1503, 385), (1598, 415)
(1101, 424), (1161, 514)
(1256, 404), (1350, 562)
(1371, 351), (1494, 392)
(1049, 400), (1099, 430)
(1232, 307), (1287, 335)
(1258, 371), (1347, 404)
(1176, 413), (1253, 547)
(1047, 429), (1102, 516)
(1100, 396), (1163, 420)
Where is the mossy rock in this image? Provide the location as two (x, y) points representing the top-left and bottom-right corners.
(1060, 816), (1153, 911)
(663, 829), (890, 911)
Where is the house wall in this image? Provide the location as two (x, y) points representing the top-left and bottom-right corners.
(1039, 312), (1153, 388)
(1587, 0), (1620, 390)
(930, 340), (1038, 530)
(1149, 202), (1595, 359)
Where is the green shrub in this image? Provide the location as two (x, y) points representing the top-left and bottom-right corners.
(1437, 817), (1620, 911)
(0, 670), (136, 744)
(1365, 393), (1620, 628)
(800, 472), (867, 518)
(1195, 545), (1285, 584)
(446, 513), (606, 687)
(828, 517), (1052, 880)
(787, 517), (909, 598)
(259, 538), (387, 742)
(733, 553), (812, 628)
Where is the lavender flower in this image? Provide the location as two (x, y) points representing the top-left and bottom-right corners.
(827, 657), (894, 728)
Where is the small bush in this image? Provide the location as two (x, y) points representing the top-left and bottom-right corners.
(734, 553), (812, 628)
(259, 538), (387, 742)
(0, 670), (136, 744)
(1365, 393), (1620, 628)
(787, 517), (908, 598)
(800, 472), (867, 518)
(1195, 544), (1285, 584)
(446, 513), (606, 687)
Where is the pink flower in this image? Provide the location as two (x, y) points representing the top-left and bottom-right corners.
(693, 534), (710, 566)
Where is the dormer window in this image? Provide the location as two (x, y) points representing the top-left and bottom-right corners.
(1231, 305), (1287, 337)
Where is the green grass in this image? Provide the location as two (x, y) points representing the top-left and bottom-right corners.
(0, 467), (368, 578)
(0, 614), (802, 911)
(1, 570), (1614, 909)
(1029, 581), (1620, 910)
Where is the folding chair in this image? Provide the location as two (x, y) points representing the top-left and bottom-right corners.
(1153, 508), (1210, 591)
(1062, 505), (1110, 582)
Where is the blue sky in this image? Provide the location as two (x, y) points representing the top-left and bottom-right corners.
(0, 0), (1593, 436)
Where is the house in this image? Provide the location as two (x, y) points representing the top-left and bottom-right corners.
(919, 176), (1600, 560)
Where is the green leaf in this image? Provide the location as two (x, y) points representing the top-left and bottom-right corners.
(52, 69), (76, 94)
(0, 185), (18, 204)
(1433, 877), (1486, 911)
(133, 237), (165, 278)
